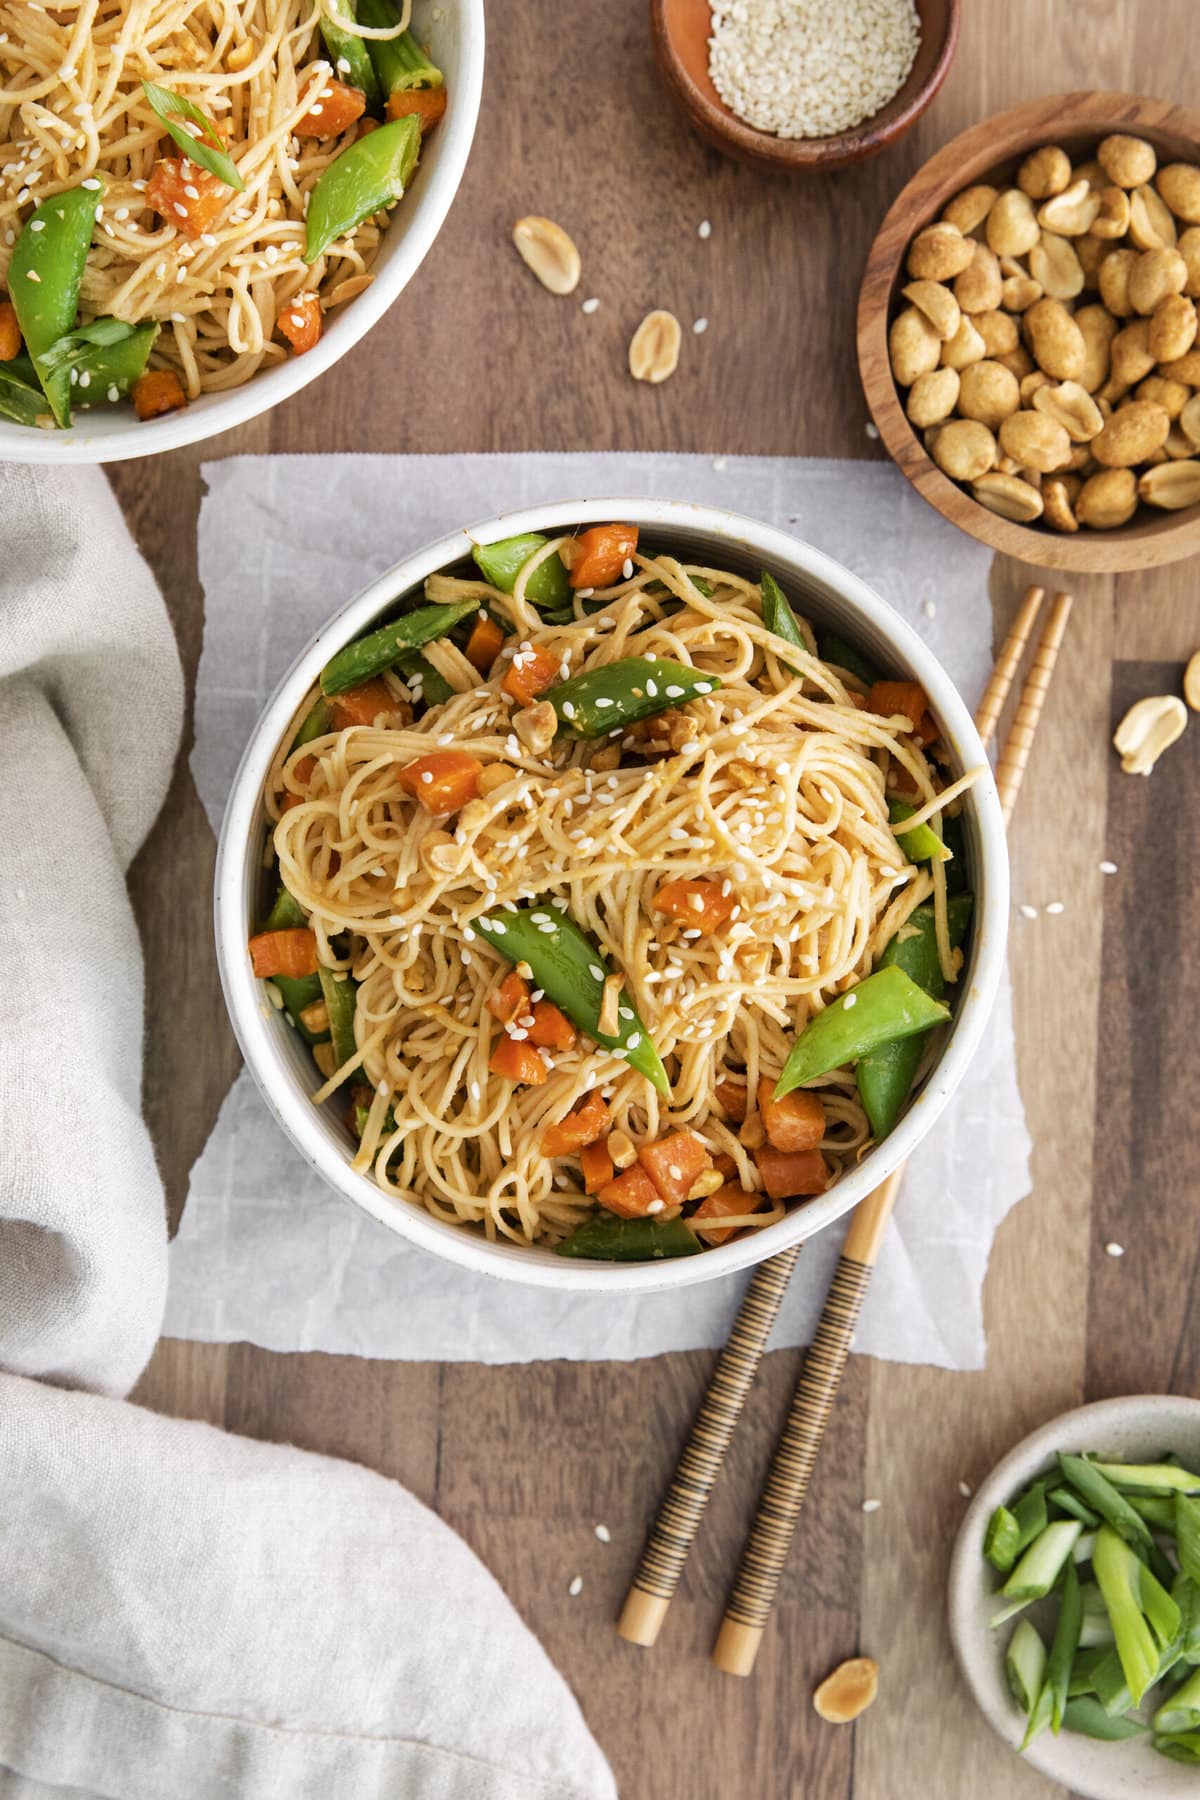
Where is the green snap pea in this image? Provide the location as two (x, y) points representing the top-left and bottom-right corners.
(293, 697), (333, 749)
(320, 2), (384, 110)
(320, 597), (477, 694)
(318, 966), (358, 1068)
(357, 0), (445, 91)
(759, 569), (809, 672)
(0, 356), (48, 427)
(775, 965), (950, 1099)
(471, 533), (572, 610)
(305, 114), (421, 264)
(856, 894), (972, 1139)
(394, 647), (454, 708)
(273, 972), (327, 1042)
(550, 656), (721, 739)
(818, 632), (880, 690)
(473, 903), (669, 1096)
(554, 1214), (701, 1261)
(888, 798), (950, 865)
(10, 182), (103, 427)
(40, 317), (158, 409)
(263, 884), (307, 932)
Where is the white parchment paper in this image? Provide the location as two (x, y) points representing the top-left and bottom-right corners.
(166, 453), (1031, 1370)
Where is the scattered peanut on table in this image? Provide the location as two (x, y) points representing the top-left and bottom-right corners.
(812, 1656), (880, 1724)
(1112, 693), (1188, 774)
(888, 133), (1200, 531)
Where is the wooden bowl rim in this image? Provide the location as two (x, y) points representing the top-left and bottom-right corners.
(650, 0), (961, 173)
(858, 89), (1200, 571)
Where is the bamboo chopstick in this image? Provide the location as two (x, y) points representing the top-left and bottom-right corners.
(616, 584), (1060, 1658)
(710, 588), (1071, 1676)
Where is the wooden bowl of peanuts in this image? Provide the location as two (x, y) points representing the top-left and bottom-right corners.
(858, 92), (1200, 570)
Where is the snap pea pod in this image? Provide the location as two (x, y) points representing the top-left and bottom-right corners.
(856, 894), (973, 1139)
(320, 2), (384, 110)
(263, 884), (307, 931)
(472, 903), (669, 1096)
(550, 656), (720, 739)
(775, 964), (950, 1099)
(320, 597), (477, 694)
(293, 697), (333, 749)
(0, 356), (48, 427)
(471, 533), (572, 610)
(759, 569), (809, 672)
(305, 114), (420, 263)
(318, 966), (358, 1068)
(888, 797), (950, 865)
(941, 812), (968, 896)
(394, 647), (455, 708)
(1063, 1698), (1146, 1741)
(818, 633), (880, 689)
(554, 1214), (701, 1261)
(10, 182), (103, 426)
(274, 972), (327, 1042)
(357, 0), (444, 90)
(41, 317), (158, 407)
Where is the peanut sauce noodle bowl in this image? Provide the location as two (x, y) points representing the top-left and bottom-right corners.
(216, 499), (1009, 1292)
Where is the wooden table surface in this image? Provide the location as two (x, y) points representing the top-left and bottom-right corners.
(110, 4), (1200, 1795)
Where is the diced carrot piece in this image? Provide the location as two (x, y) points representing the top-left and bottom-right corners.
(488, 1035), (548, 1085)
(278, 291), (322, 355)
(693, 1182), (763, 1247)
(296, 78), (366, 137)
(844, 688), (870, 711)
(597, 1164), (663, 1219)
(0, 301), (20, 360)
(714, 1078), (748, 1122)
(293, 754), (316, 784)
(867, 680), (929, 734)
(755, 1147), (828, 1201)
(399, 750), (483, 816)
(502, 643), (560, 706)
(757, 1078), (825, 1153)
(464, 614), (505, 673)
(146, 157), (229, 239)
(248, 927), (319, 979)
(712, 1151), (738, 1179)
(637, 1131), (713, 1208)
(132, 368), (187, 421)
(329, 678), (405, 729)
(357, 117), (380, 138)
(653, 878), (735, 936)
(564, 524), (639, 591)
(528, 1000), (576, 1052)
(486, 970), (530, 1024)
(579, 1139), (615, 1193)
(541, 1090), (610, 1157)
(279, 792), (306, 812)
(386, 86), (448, 134)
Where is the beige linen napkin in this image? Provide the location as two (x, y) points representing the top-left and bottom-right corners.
(0, 465), (614, 1800)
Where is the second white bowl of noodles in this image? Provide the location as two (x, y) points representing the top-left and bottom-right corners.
(216, 498), (1010, 1290)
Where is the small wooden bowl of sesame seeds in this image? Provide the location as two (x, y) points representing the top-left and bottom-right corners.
(650, 0), (960, 175)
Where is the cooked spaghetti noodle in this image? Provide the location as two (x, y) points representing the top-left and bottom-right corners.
(253, 534), (980, 1258)
(0, 0), (418, 400)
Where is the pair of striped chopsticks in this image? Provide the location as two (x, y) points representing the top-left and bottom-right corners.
(618, 584), (1073, 1676)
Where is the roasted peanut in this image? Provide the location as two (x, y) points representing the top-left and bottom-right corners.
(1098, 134), (1157, 190)
(974, 309), (1019, 356)
(1024, 297), (1086, 379)
(1098, 247), (1138, 317)
(971, 470), (1044, 521)
(907, 221), (975, 281)
(1002, 272), (1043, 312)
(1138, 459), (1200, 508)
(1091, 186), (1132, 239)
(512, 217), (581, 295)
(1156, 164), (1200, 225)
(1032, 379), (1104, 442)
(1161, 348), (1200, 385)
(1075, 465), (1139, 527)
(1180, 392), (1200, 447)
(1166, 423), (1196, 458)
(939, 315), (987, 371)
(1020, 369), (1052, 402)
(1149, 290), (1198, 361)
(1178, 227), (1200, 297)
(957, 359), (1020, 428)
(1110, 319), (1156, 387)
(1185, 652), (1200, 712)
(906, 367), (960, 428)
(1113, 694), (1188, 773)
(1028, 231), (1084, 299)
(987, 189), (1040, 258)
(942, 184), (998, 235)
(930, 418), (997, 480)
(889, 306), (942, 385)
(1042, 474), (1080, 532)
(1075, 304), (1118, 393)
(954, 241), (1003, 313)
(813, 1658), (880, 1726)
(1075, 232), (1108, 284)
(1018, 144), (1072, 200)
(1073, 159), (1107, 192)
(901, 279), (961, 340)
(1091, 398), (1171, 466)
(629, 309), (682, 383)
(999, 408), (1071, 472)
(994, 344), (1035, 381)
(1128, 246), (1188, 314)
(1136, 374), (1189, 419)
(1037, 179), (1101, 237)
(1129, 184), (1177, 251)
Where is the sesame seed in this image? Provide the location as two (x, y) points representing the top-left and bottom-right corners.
(1099, 860), (1118, 875)
(698, 219), (712, 239)
(78, 370), (90, 388)
(921, 598), (936, 619)
(420, 771), (434, 784)
(865, 421), (880, 440)
(693, 317), (708, 334)
(28, 220), (44, 232)
(1105, 1242), (1125, 1258)
(647, 1197), (664, 1214)
(594, 1523), (611, 1543)
(626, 1032), (642, 1048)
(595, 697), (614, 708)
(589, 964), (605, 980)
(1045, 901), (1065, 915)
(665, 685), (685, 698)
(622, 557), (634, 580)
(581, 296), (600, 314)
(568, 1576), (583, 1597)
(577, 586), (594, 599)
(24, 269), (41, 283)
(1019, 904), (1038, 920)
(183, 184), (200, 200)
(712, 457), (727, 471)
(106, 384), (119, 402)
(694, 681), (713, 694)
(843, 993), (857, 1009)
(80, 176), (100, 190)
(861, 1499), (882, 1514)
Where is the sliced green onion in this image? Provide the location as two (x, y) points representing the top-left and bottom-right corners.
(141, 81), (245, 189)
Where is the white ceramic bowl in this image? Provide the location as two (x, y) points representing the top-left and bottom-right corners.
(215, 496), (1009, 1290)
(949, 1395), (1200, 1800)
(0, 0), (483, 465)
